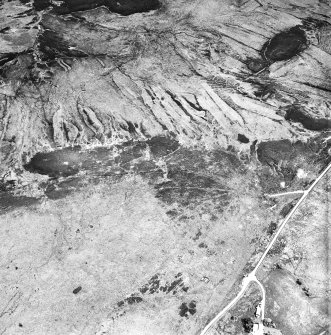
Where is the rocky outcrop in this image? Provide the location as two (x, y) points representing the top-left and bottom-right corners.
(1, 0), (330, 178)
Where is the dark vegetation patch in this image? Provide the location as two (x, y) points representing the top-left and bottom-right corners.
(138, 273), (189, 295)
(38, 28), (87, 61)
(167, 148), (208, 171)
(261, 26), (307, 63)
(33, 0), (51, 10)
(241, 317), (254, 333)
(252, 83), (277, 99)
(45, 184), (74, 199)
(254, 166), (284, 194)
(155, 167), (230, 211)
(0, 176), (16, 192)
(294, 278), (311, 297)
(179, 301), (196, 318)
(72, 286), (82, 294)
(125, 295), (143, 304)
(146, 136), (179, 158)
(246, 58), (267, 73)
(0, 53), (34, 84)
(117, 294), (143, 307)
(296, 279), (302, 285)
(139, 274), (160, 294)
(44, 177), (83, 199)
(237, 134), (250, 143)
(285, 105), (331, 131)
(302, 286), (311, 297)
(24, 141), (147, 178)
(132, 160), (161, 177)
(256, 137), (330, 192)
(269, 237), (286, 256)
(280, 202), (295, 217)
(165, 209), (178, 218)
(178, 214), (190, 222)
(35, 0), (161, 15)
(23, 136), (244, 209)
(192, 229), (202, 241)
(22, 137), (176, 200)
(164, 169), (217, 189)
(210, 149), (243, 176)
(0, 192), (39, 212)
(115, 141), (147, 165)
(250, 236), (258, 244)
(257, 140), (300, 167)
(167, 147), (243, 179)
(247, 25), (307, 73)
(154, 145), (242, 214)
(117, 300), (124, 307)
(302, 17), (330, 29)
(267, 221), (277, 235)
(116, 274), (189, 309)
(24, 147), (82, 177)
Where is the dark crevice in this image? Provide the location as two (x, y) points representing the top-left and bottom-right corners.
(126, 121), (137, 134)
(0, 27), (11, 34)
(183, 97), (204, 112)
(0, 53), (20, 67)
(166, 90), (194, 121)
(295, 81), (331, 94)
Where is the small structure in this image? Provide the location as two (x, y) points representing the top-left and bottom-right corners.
(251, 322), (263, 335)
(255, 303), (262, 318)
(263, 326), (283, 335)
(200, 276), (209, 283)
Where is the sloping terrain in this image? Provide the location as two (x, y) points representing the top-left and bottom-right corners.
(0, 0), (330, 334)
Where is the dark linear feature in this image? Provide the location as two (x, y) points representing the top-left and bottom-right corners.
(285, 106), (331, 131)
(33, 0), (161, 15)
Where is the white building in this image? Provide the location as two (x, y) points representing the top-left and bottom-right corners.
(251, 322), (263, 335)
(255, 303), (262, 318)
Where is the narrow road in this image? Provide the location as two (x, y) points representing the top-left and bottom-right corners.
(199, 162), (331, 335)
(254, 278), (266, 320)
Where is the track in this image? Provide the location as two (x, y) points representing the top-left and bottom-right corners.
(199, 162), (331, 335)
